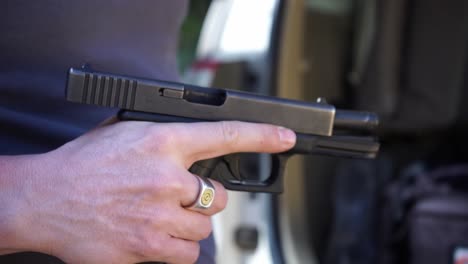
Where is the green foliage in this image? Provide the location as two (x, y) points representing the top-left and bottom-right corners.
(178, 0), (212, 73)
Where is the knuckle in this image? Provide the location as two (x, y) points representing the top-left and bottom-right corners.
(187, 242), (201, 264)
(220, 121), (240, 148)
(214, 186), (228, 212)
(209, 180), (228, 211)
(157, 209), (177, 231)
(132, 226), (165, 259)
(254, 125), (282, 150)
(163, 174), (184, 194)
(145, 125), (175, 152)
(142, 237), (165, 259)
(198, 218), (213, 240)
(261, 125), (280, 144)
(270, 126), (282, 141)
(151, 169), (186, 198)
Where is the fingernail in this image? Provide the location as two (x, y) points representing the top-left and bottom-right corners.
(278, 127), (296, 145)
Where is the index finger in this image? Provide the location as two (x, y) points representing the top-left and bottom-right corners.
(171, 121), (296, 163)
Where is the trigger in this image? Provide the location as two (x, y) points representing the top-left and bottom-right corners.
(222, 155), (243, 181)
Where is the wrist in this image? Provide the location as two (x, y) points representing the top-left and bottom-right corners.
(0, 155), (33, 253)
(0, 153), (61, 256)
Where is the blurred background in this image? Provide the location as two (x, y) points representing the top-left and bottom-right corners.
(178, 0), (468, 263)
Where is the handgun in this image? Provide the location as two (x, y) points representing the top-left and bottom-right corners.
(66, 68), (380, 193)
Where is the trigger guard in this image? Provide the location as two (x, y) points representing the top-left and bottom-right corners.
(212, 153), (291, 193)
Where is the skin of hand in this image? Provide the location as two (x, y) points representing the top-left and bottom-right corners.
(0, 120), (296, 264)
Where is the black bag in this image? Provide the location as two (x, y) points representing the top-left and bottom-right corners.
(386, 164), (468, 264)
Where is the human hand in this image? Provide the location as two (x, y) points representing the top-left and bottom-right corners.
(2, 120), (295, 263)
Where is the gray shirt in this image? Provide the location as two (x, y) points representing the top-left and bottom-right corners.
(0, 0), (185, 154)
(0, 1), (215, 263)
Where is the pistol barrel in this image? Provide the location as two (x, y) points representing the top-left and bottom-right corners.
(334, 110), (379, 131)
